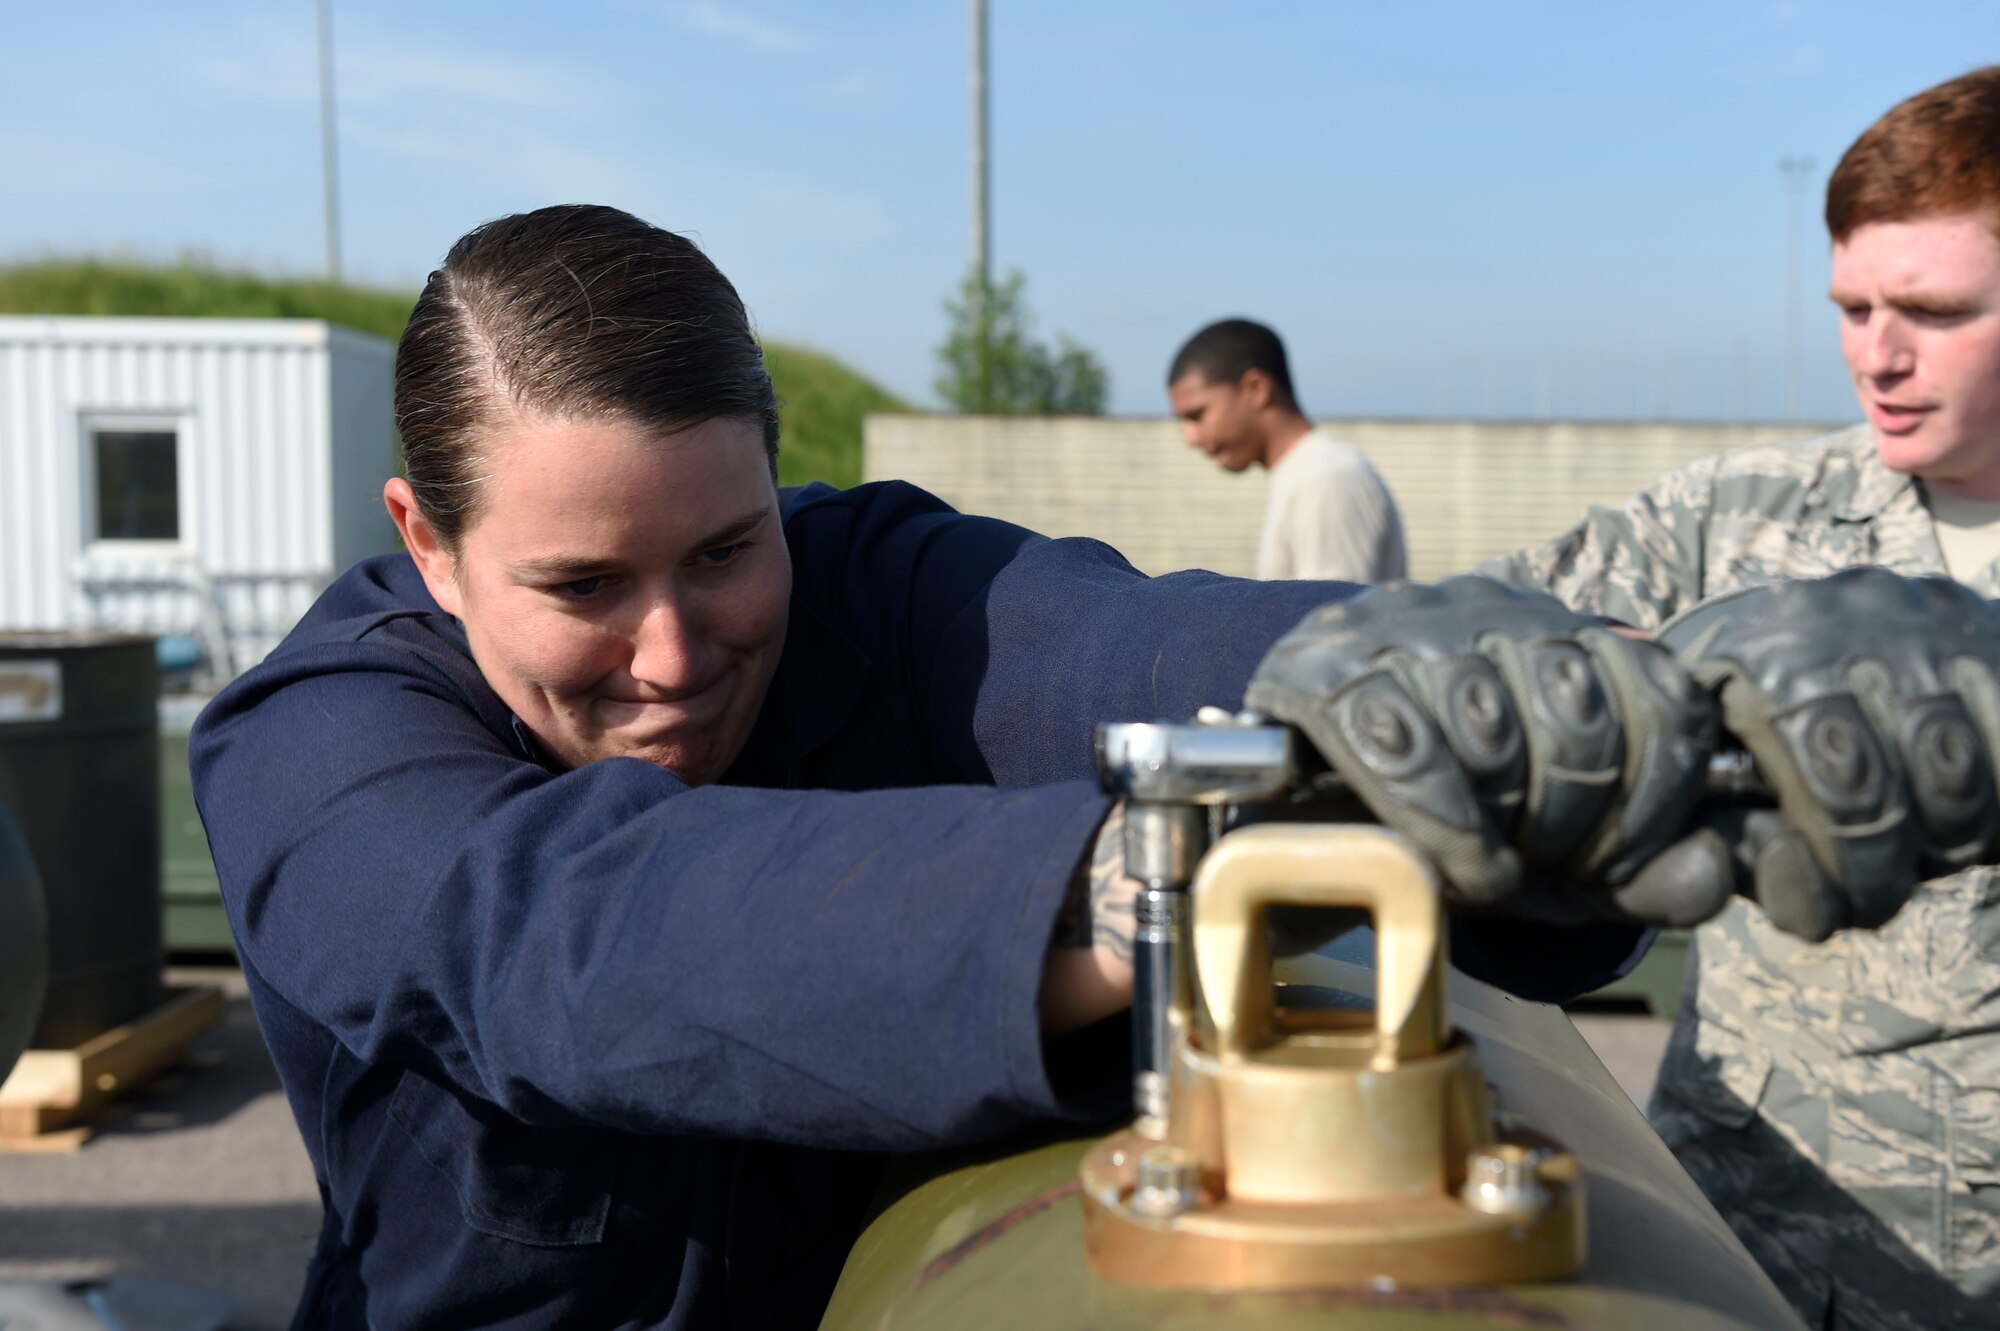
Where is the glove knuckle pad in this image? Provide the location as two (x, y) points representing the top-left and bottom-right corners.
(1427, 656), (1526, 776)
(1526, 641), (1613, 736)
(1509, 641), (1622, 856)
(1333, 676), (1434, 779)
(1896, 696), (1998, 862)
(1774, 696), (1889, 820)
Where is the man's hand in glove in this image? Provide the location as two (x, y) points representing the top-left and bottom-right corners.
(1245, 577), (1730, 928)
(1657, 567), (2000, 941)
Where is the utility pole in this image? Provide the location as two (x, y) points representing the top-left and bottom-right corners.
(970, 0), (990, 294)
(967, 0), (991, 407)
(318, 0), (344, 284)
(1780, 155), (1815, 423)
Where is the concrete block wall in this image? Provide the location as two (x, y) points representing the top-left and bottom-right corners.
(864, 415), (1851, 580)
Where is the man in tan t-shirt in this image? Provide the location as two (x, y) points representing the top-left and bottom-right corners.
(1167, 319), (1406, 583)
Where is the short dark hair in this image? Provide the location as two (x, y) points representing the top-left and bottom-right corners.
(1827, 66), (2000, 243)
(394, 204), (780, 551)
(1166, 319), (1299, 411)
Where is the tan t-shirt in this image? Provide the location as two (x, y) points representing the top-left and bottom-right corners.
(1921, 481), (2000, 582)
(1256, 429), (1408, 583)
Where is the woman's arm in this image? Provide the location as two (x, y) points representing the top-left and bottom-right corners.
(805, 482), (1648, 1008)
(1040, 805), (1135, 1034)
(194, 611), (1121, 1154)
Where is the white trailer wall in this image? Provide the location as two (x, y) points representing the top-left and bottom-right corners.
(0, 316), (398, 673)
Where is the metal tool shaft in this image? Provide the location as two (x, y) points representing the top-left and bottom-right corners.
(1131, 887), (1181, 1135)
(1098, 721), (1297, 1140)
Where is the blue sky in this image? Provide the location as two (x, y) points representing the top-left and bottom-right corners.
(4, 1), (1995, 419)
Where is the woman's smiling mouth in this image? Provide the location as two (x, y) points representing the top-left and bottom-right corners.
(596, 676), (732, 728)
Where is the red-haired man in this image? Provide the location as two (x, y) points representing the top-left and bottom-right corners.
(1484, 68), (2000, 1330)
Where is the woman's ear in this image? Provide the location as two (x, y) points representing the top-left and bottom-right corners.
(383, 478), (465, 618)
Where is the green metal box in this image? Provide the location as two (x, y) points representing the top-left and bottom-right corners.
(158, 696), (233, 956)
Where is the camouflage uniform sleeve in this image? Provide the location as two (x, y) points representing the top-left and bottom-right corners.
(1472, 458), (1719, 631)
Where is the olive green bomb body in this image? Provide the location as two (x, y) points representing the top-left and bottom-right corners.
(819, 941), (1801, 1331)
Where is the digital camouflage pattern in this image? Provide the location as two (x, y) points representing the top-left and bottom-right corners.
(1479, 424), (2000, 1331)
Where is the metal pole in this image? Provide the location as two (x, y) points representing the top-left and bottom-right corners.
(1780, 156), (1814, 424)
(970, 0), (990, 292)
(967, 0), (991, 409)
(318, 0), (343, 283)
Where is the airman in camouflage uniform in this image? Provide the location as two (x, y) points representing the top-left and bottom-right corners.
(1480, 64), (2000, 1330)
(1481, 423), (2000, 1329)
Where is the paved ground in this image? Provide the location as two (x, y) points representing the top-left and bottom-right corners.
(1568, 1009), (1673, 1108)
(0, 969), (1673, 1328)
(0, 967), (318, 1330)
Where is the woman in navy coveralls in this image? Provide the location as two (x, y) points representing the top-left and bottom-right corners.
(188, 206), (1692, 1329)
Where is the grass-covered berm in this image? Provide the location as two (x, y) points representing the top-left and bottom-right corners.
(0, 258), (903, 489)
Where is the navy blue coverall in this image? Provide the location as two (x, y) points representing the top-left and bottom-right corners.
(191, 480), (1643, 1329)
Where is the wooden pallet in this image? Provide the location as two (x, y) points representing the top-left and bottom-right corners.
(0, 985), (225, 1151)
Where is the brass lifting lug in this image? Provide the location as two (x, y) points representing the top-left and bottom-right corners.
(1078, 824), (1586, 1289)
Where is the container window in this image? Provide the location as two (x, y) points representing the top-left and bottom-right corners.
(93, 428), (180, 541)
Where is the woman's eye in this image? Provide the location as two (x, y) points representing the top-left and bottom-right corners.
(554, 575), (608, 599)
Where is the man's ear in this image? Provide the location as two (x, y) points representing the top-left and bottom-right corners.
(383, 477), (465, 618)
(1239, 368), (1274, 411)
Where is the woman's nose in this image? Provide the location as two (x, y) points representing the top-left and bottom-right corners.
(629, 598), (708, 692)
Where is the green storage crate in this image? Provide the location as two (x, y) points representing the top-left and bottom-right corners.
(159, 696), (234, 955)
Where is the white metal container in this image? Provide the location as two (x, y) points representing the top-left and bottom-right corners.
(0, 316), (398, 679)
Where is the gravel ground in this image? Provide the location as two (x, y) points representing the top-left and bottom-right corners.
(0, 969), (1674, 1328)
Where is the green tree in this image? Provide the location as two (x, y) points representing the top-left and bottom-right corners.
(934, 268), (1109, 414)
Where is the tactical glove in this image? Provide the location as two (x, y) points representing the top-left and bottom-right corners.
(1246, 577), (1727, 925)
(1658, 567), (2000, 941)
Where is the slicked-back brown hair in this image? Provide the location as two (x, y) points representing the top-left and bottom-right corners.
(395, 204), (780, 551)
(1827, 66), (2000, 243)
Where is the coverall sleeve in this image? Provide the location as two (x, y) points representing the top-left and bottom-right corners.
(772, 481), (1349, 787)
(193, 620), (1115, 1154)
(821, 485), (1644, 998)
(1473, 459), (1719, 631)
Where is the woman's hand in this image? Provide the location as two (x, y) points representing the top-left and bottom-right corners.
(1039, 804), (1137, 1034)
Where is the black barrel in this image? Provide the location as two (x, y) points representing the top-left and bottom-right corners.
(0, 799), (49, 1079)
(0, 633), (161, 1049)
